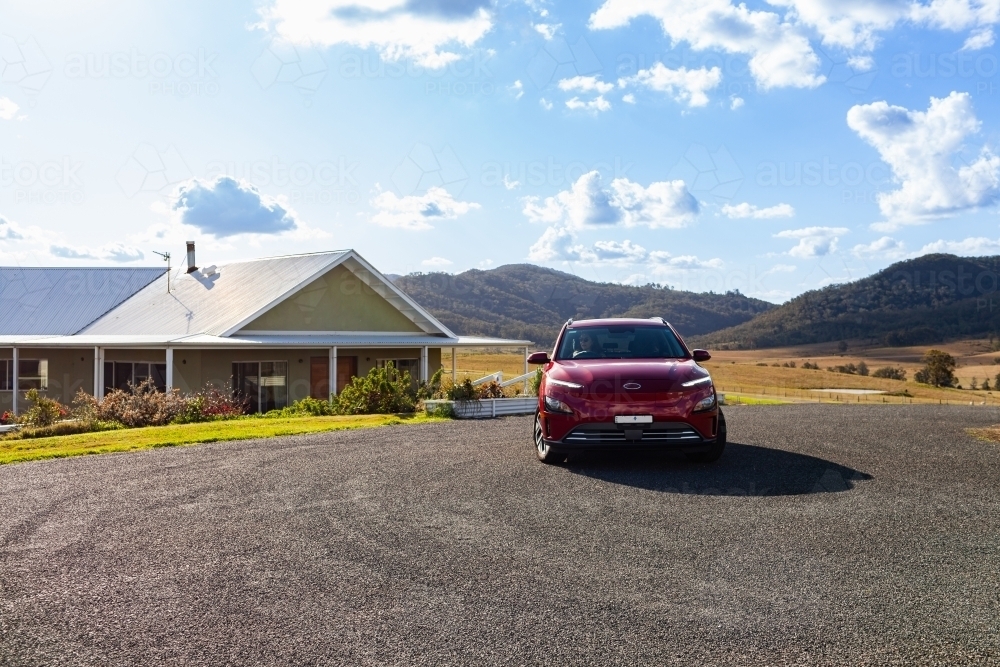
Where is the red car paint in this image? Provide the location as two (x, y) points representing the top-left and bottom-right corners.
(531, 318), (720, 450)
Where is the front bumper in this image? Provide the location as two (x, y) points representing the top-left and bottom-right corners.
(538, 413), (720, 453)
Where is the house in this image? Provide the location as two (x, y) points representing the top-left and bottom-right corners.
(0, 246), (532, 414)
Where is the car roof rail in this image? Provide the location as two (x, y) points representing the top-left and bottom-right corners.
(565, 318), (574, 326)
(649, 316), (667, 325)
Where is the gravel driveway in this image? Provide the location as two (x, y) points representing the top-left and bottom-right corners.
(2, 405), (999, 666)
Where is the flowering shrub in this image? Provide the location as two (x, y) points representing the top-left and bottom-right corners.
(0, 411), (13, 425)
(19, 389), (69, 427)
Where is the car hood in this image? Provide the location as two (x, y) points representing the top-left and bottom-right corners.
(547, 358), (710, 393)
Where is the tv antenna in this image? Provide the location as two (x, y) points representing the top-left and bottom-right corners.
(152, 250), (171, 292)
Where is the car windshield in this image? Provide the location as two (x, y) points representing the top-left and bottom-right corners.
(555, 325), (688, 360)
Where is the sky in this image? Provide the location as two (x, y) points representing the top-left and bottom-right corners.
(1, 0), (999, 303)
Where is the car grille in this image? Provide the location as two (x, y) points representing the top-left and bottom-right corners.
(563, 426), (702, 443)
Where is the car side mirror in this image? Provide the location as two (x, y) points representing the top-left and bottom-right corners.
(527, 351), (550, 365)
(692, 349), (711, 363)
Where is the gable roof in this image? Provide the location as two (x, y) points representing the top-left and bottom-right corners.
(0, 267), (165, 335)
(81, 250), (455, 338)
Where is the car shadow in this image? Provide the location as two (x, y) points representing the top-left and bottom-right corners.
(563, 442), (872, 496)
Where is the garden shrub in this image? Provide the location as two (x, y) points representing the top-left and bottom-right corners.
(262, 396), (336, 418)
(335, 363), (416, 415)
(18, 389), (68, 427)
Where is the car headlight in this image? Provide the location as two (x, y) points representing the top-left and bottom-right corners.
(692, 392), (717, 413)
(547, 378), (583, 389)
(544, 395), (573, 414)
(682, 375), (713, 387)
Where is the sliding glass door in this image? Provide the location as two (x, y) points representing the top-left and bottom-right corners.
(232, 361), (288, 413)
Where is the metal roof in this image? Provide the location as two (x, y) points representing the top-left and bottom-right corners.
(79, 250), (455, 339)
(0, 267), (165, 335)
(3, 334), (533, 348)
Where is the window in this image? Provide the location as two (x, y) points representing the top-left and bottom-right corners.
(555, 326), (688, 361)
(104, 362), (167, 393)
(232, 361), (288, 413)
(1, 359), (49, 391)
(378, 358), (420, 385)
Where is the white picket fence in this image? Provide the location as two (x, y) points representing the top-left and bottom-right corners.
(425, 397), (538, 419)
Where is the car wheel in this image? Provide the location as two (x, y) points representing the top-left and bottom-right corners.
(686, 409), (727, 464)
(534, 413), (564, 464)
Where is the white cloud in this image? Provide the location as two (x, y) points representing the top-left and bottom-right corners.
(622, 93), (636, 104)
(618, 63), (722, 108)
(0, 97), (20, 121)
(852, 236), (906, 258)
(847, 55), (875, 71)
(370, 185), (480, 230)
(962, 26), (995, 49)
(558, 75), (614, 94)
(763, 263), (797, 275)
(730, 96), (744, 110)
(509, 79), (524, 100)
(565, 95), (611, 113)
(528, 225), (581, 261)
(533, 22), (560, 39)
(421, 256), (453, 267)
(527, 231), (722, 269)
(477, 258), (493, 268)
(50, 243), (145, 263)
(539, 97), (553, 111)
(914, 236), (1000, 256)
(257, 0), (493, 69)
(0, 216), (24, 240)
(589, 0), (825, 90)
(172, 177), (298, 237)
(772, 0), (1000, 52)
(651, 253), (724, 270)
(522, 171), (699, 230)
(722, 202), (795, 219)
(591, 239), (649, 262)
(775, 226), (849, 257)
(502, 174), (521, 190)
(847, 92), (1000, 225)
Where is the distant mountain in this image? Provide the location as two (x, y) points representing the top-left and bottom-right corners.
(691, 254), (1000, 349)
(394, 264), (776, 346)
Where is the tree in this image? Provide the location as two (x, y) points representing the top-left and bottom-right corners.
(837, 340), (848, 353)
(913, 349), (957, 387)
(983, 378), (991, 391)
(857, 361), (869, 376)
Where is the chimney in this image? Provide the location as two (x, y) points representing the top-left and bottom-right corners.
(186, 241), (198, 273)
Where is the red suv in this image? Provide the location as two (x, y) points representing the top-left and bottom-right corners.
(528, 317), (725, 464)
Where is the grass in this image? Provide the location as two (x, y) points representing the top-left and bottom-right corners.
(720, 394), (789, 405)
(967, 426), (1000, 444)
(0, 413), (448, 466)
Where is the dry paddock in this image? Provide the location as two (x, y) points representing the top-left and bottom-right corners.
(2, 404), (1000, 666)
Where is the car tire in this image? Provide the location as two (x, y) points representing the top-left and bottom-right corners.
(534, 412), (564, 464)
(686, 409), (727, 464)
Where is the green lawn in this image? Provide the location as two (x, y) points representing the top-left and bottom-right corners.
(0, 414), (448, 466)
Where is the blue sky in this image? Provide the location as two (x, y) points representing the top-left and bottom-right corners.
(1, 0), (999, 303)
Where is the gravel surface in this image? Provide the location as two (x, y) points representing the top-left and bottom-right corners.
(2, 404), (1000, 666)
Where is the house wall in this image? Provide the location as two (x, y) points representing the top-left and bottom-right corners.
(240, 264), (423, 333)
(1, 345), (447, 415)
(0, 347), (96, 411)
(173, 346), (446, 404)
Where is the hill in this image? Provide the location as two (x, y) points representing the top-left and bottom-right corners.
(691, 254), (1000, 349)
(394, 264), (775, 346)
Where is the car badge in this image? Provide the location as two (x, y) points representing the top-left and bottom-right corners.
(623, 382), (641, 390)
